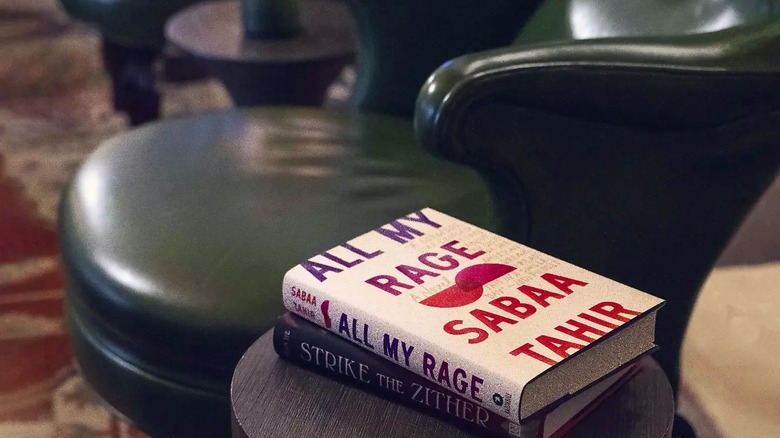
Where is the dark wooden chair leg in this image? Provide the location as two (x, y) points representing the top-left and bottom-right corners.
(100, 37), (161, 125)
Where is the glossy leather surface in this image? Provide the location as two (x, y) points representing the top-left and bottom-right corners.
(418, 20), (780, 142)
(67, 303), (229, 438)
(60, 107), (493, 421)
(416, 19), (780, 390)
(518, 0), (780, 43)
(240, 0), (302, 38)
(343, 0), (543, 117)
(60, 0), (202, 47)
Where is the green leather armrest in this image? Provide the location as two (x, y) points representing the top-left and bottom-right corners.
(417, 20), (780, 144)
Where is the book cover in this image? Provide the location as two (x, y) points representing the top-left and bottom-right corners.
(282, 208), (664, 421)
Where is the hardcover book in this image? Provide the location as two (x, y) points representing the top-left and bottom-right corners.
(274, 312), (640, 438)
(282, 208), (664, 421)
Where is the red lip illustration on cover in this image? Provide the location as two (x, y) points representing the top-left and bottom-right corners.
(420, 263), (516, 308)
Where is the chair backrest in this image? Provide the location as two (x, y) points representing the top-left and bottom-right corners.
(343, 0), (544, 117)
(416, 17), (780, 391)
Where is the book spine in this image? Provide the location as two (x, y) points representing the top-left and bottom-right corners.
(283, 276), (525, 421)
(274, 313), (534, 438)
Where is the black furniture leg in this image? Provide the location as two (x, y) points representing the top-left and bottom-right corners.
(100, 37), (161, 125)
(672, 415), (696, 438)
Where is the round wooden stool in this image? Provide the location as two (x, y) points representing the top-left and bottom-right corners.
(231, 330), (675, 437)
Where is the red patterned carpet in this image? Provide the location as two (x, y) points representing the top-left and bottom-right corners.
(0, 1), (229, 436)
(0, 2), (147, 436)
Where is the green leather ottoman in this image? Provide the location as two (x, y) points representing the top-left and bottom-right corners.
(59, 107), (495, 438)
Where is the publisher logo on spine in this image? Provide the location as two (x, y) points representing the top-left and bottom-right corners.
(420, 263), (515, 308)
(494, 392), (512, 415)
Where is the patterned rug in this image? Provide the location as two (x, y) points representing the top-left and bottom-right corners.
(0, 1), (230, 437)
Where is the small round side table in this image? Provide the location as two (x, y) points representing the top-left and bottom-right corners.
(231, 330), (675, 438)
(165, 0), (355, 106)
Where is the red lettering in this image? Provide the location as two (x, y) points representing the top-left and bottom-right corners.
(518, 285), (565, 307)
(443, 320), (489, 344)
(541, 273), (588, 294)
(291, 287), (317, 306)
(469, 309), (517, 333)
(489, 296), (536, 319)
(537, 335), (586, 359)
(590, 301), (641, 322)
(555, 319), (606, 342)
(578, 312), (618, 329)
(509, 343), (558, 366)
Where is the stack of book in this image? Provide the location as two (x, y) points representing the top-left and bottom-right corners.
(274, 209), (664, 437)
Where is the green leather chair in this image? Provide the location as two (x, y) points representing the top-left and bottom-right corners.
(58, 1), (542, 437)
(505, 0), (780, 394)
(418, 10), (780, 433)
(419, 6), (780, 395)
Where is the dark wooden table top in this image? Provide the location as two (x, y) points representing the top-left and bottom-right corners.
(165, 0), (355, 64)
(231, 330), (674, 438)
